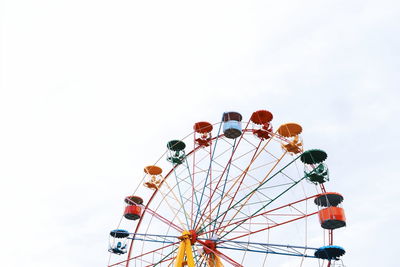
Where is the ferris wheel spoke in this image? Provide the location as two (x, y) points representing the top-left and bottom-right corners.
(193, 123), (224, 228)
(218, 175), (309, 239)
(152, 246), (179, 266)
(196, 254), (207, 266)
(216, 240), (318, 259)
(180, 156), (201, 229)
(194, 139), (264, 231)
(217, 162), (326, 237)
(169, 158), (197, 230)
(123, 172), (189, 267)
(199, 194), (317, 240)
(145, 208), (184, 233)
(214, 151), (289, 235)
(129, 233), (179, 243)
(108, 241), (179, 267)
(137, 176), (196, 241)
(194, 121), (254, 229)
(197, 151), (298, 234)
(191, 138), (239, 233)
(219, 209), (318, 244)
(155, 181), (190, 230)
(151, 146), (205, 232)
(211, 138), (237, 230)
(150, 256), (175, 267)
(196, 239), (244, 267)
(195, 133), (285, 232)
(212, 139), (264, 230)
(193, 141), (237, 229)
(190, 145), (211, 227)
(134, 153), (311, 266)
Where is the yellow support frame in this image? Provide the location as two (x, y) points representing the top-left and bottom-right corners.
(207, 253), (223, 267)
(174, 231), (195, 267)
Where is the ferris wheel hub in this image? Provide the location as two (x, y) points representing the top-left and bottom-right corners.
(202, 239), (217, 254)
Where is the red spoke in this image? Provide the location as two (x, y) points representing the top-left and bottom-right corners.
(125, 145), (203, 267)
(146, 208), (184, 233)
(108, 241), (179, 267)
(214, 139), (263, 230)
(200, 194), (318, 237)
(194, 122), (251, 230)
(215, 150), (288, 236)
(145, 256), (174, 267)
(218, 211), (318, 244)
(196, 239), (244, 267)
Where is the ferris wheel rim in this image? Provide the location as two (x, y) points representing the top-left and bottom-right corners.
(108, 111), (346, 267)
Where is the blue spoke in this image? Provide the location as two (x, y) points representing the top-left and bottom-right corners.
(213, 138), (236, 229)
(171, 160), (191, 229)
(217, 245), (316, 258)
(193, 122), (223, 228)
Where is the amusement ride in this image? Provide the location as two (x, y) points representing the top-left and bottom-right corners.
(107, 110), (346, 267)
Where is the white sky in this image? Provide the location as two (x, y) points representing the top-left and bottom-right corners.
(1, 0), (399, 266)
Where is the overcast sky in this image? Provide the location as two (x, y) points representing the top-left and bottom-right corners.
(1, 0), (399, 266)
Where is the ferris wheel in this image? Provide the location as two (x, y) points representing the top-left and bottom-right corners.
(107, 110), (346, 267)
